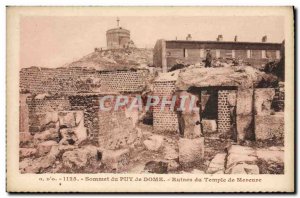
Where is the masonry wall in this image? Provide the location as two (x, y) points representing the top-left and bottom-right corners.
(20, 67), (98, 94)
(98, 70), (149, 93)
(26, 97), (71, 132)
(217, 90), (237, 134)
(20, 67), (149, 95)
(69, 95), (100, 142)
(153, 80), (179, 132)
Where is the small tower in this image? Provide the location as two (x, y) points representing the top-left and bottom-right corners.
(106, 17), (131, 49)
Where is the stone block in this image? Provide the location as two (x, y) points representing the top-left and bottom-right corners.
(102, 149), (130, 171)
(227, 163), (259, 174)
(236, 89), (253, 116)
(179, 108), (202, 138)
(143, 135), (164, 151)
(58, 111), (76, 128)
(254, 88), (275, 115)
(20, 132), (33, 145)
(236, 114), (253, 141)
(255, 113), (284, 140)
(37, 140), (58, 156)
(19, 148), (37, 158)
(202, 119), (217, 133)
(178, 137), (204, 167)
(206, 153), (226, 174)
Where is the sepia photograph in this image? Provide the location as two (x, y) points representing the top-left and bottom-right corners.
(6, 6), (295, 192)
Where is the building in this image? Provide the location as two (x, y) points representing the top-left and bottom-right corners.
(106, 18), (131, 49)
(153, 36), (284, 72)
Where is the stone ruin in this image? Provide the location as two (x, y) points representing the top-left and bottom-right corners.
(19, 47), (285, 174)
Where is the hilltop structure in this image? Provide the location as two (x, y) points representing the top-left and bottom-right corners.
(106, 17), (135, 49)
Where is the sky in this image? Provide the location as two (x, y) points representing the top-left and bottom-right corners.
(20, 16), (284, 68)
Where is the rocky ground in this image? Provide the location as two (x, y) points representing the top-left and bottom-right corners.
(20, 120), (284, 174)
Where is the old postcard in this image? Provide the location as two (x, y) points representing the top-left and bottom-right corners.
(6, 6), (294, 192)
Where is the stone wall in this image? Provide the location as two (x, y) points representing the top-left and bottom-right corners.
(20, 67), (149, 94)
(153, 80), (178, 132)
(99, 70), (149, 93)
(20, 67), (97, 94)
(26, 97), (71, 132)
(68, 95), (100, 142)
(217, 90), (237, 134)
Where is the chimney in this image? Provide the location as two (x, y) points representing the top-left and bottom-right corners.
(186, 34), (192, 41)
(262, 35), (267, 43)
(234, 35), (238, 42)
(217, 35), (223, 41)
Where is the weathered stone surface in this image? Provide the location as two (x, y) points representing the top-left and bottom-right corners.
(164, 146), (178, 160)
(37, 140), (58, 156)
(180, 108), (202, 139)
(236, 89), (253, 116)
(256, 149), (284, 164)
(227, 145), (256, 156)
(236, 114), (253, 141)
(255, 113), (284, 140)
(143, 135), (164, 151)
(102, 149), (130, 171)
(144, 161), (168, 174)
(59, 128), (78, 145)
(98, 110), (138, 150)
(62, 146), (99, 169)
(73, 118), (87, 143)
(20, 132), (33, 145)
(176, 66), (265, 90)
(235, 89), (255, 141)
(202, 119), (217, 133)
(19, 148), (37, 158)
(191, 169), (205, 174)
(19, 145), (60, 173)
(34, 128), (59, 144)
(206, 153), (226, 174)
(178, 138), (204, 167)
(58, 111), (76, 128)
(227, 163), (259, 174)
(167, 160), (179, 171)
(226, 154), (258, 168)
(225, 145), (259, 174)
(30, 112), (59, 132)
(254, 88), (275, 115)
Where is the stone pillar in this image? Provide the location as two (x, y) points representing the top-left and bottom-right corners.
(177, 91), (204, 167)
(236, 88), (254, 142)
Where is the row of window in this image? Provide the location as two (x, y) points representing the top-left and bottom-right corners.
(167, 49), (281, 59)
